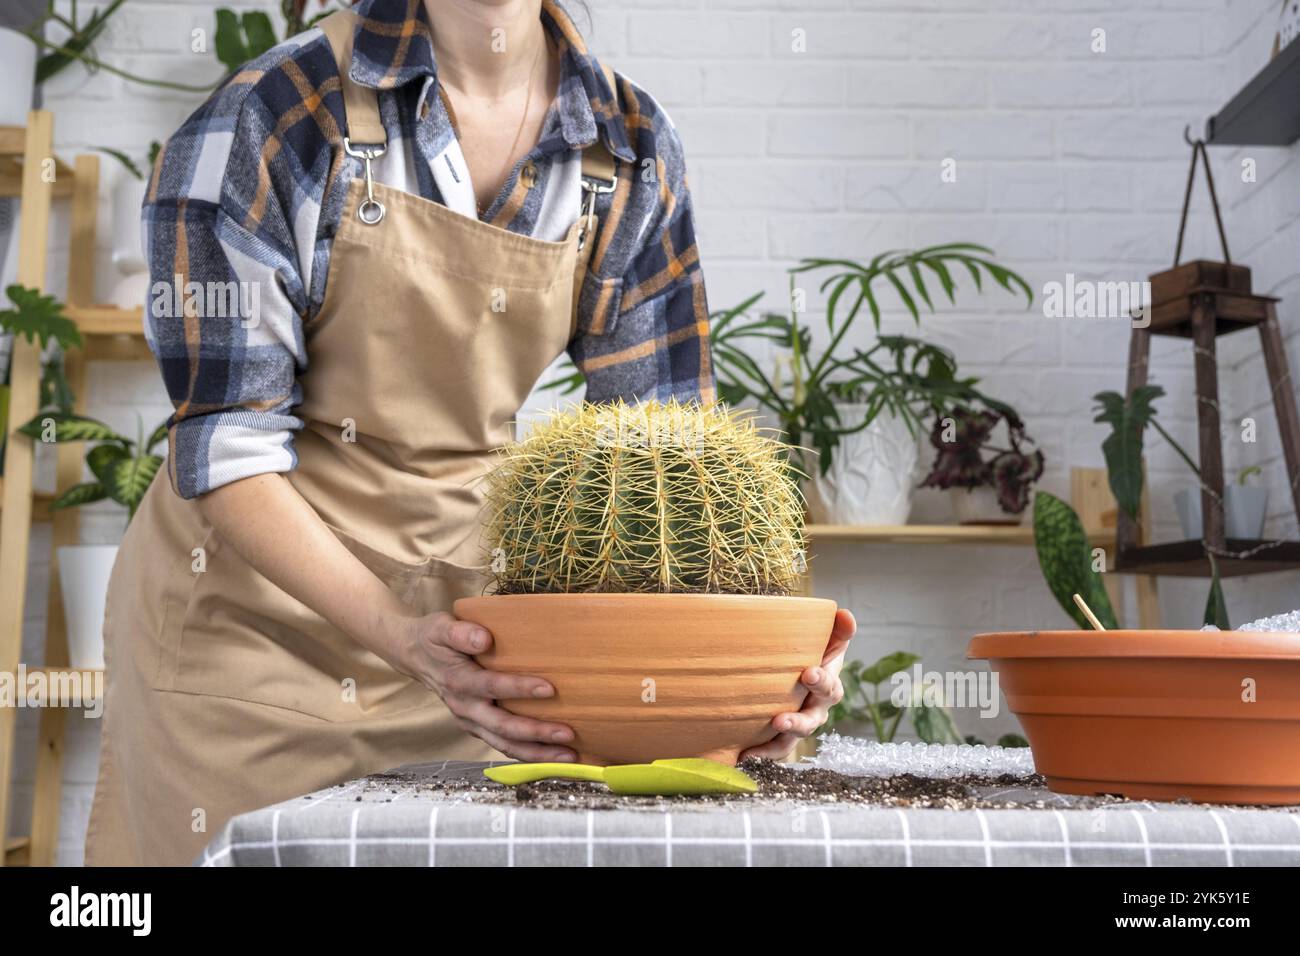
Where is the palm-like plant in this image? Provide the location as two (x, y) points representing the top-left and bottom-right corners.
(713, 244), (1034, 476)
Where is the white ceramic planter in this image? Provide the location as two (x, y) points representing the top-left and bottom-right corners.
(951, 485), (1021, 525)
(1174, 486), (1269, 540)
(804, 407), (920, 526)
(109, 172), (151, 309)
(0, 28), (37, 127)
(57, 544), (119, 670)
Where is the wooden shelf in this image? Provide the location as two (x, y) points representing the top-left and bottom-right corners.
(1206, 38), (1300, 146)
(0, 125), (75, 198)
(4, 837), (30, 867)
(1145, 288), (1278, 338)
(65, 305), (152, 360)
(805, 522), (1109, 547)
(65, 305), (144, 336)
(1116, 538), (1300, 577)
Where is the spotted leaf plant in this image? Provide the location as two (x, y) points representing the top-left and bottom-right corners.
(19, 412), (167, 520)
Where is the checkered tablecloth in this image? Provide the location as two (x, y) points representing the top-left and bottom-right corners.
(198, 761), (1300, 867)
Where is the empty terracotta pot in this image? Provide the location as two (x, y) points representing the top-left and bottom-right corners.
(969, 630), (1300, 805)
(455, 593), (838, 765)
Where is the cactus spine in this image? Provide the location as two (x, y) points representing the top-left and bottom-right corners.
(483, 399), (807, 595)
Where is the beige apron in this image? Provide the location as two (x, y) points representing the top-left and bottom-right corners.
(85, 9), (616, 866)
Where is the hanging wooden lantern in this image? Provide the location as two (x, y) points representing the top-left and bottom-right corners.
(1116, 134), (1300, 576)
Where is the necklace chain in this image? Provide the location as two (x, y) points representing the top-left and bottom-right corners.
(442, 33), (545, 217)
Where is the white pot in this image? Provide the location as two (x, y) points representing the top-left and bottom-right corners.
(57, 545), (119, 670)
(804, 407), (920, 526)
(951, 486), (1021, 525)
(1174, 486), (1269, 540)
(0, 28), (37, 127)
(111, 172), (149, 276)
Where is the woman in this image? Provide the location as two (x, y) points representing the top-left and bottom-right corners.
(86, 0), (855, 866)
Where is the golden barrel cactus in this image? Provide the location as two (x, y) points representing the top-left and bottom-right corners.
(482, 399), (807, 595)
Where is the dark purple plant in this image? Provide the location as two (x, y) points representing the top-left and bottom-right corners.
(920, 406), (1044, 514)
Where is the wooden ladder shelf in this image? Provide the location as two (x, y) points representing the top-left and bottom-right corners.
(1, 111), (150, 867)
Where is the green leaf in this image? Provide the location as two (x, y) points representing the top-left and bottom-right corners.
(96, 146), (145, 181)
(1032, 491), (1120, 630)
(1094, 385), (1164, 519)
(997, 733), (1029, 748)
(87, 443), (131, 484)
(214, 9), (252, 72)
(859, 650), (920, 686)
(1204, 554), (1230, 629)
(876, 700), (901, 720)
(39, 356), (76, 416)
(146, 421), (171, 454)
(240, 11), (279, 60)
(17, 413), (129, 445)
(0, 284), (82, 350)
(34, 0), (128, 84)
(104, 454), (163, 514)
(50, 482), (109, 510)
(913, 703), (963, 744)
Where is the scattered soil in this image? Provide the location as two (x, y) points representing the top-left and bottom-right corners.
(352, 758), (1128, 812)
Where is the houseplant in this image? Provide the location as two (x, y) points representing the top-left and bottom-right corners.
(545, 246), (1032, 525)
(918, 405), (1044, 524)
(454, 398), (839, 766)
(967, 490), (1300, 805)
(18, 408), (166, 670)
(4, 282), (162, 669)
(709, 246), (1032, 524)
(1094, 384), (1267, 542)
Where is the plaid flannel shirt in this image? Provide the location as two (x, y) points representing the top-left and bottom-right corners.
(146, 0), (713, 499)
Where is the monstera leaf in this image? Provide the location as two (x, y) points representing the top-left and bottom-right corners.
(0, 285), (83, 351)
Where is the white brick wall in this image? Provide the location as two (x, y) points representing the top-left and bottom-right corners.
(5, 0), (1297, 864)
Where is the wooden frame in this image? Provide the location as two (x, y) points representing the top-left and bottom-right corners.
(2, 114), (145, 867)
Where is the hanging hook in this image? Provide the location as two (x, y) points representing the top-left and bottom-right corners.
(1183, 123), (1200, 147)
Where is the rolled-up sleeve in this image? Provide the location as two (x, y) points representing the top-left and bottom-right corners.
(144, 72), (311, 500)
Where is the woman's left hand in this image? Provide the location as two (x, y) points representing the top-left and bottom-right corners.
(739, 608), (857, 762)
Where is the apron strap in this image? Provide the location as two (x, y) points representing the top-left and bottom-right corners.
(318, 9), (387, 146)
(576, 62), (620, 251)
(579, 63), (620, 184)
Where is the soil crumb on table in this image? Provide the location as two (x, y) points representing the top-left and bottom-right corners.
(355, 758), (1120, 811)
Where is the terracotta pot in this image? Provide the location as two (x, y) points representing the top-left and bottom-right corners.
(455, 593), (838, 766)
(969, 630), (1300, 805)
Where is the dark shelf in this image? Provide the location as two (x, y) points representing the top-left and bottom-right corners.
(1205, 39), (1300, 146)
(1116, 539), (1300, 578)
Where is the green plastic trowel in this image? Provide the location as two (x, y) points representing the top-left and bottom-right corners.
(483, 758), (758, 795)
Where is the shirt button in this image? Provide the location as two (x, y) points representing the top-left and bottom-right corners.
(520, 161), (538, 189)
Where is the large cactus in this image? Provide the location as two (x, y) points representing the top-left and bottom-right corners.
(483, 399), (807, 595)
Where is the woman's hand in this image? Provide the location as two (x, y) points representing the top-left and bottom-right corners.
(739, 608), (857, 762)
(390, 612), (578, 763)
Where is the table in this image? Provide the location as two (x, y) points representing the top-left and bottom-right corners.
(199, 761), (1300, 867)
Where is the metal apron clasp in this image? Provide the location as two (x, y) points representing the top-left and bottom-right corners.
(577, 174), (616, 252)
(343, 137), (387, 225)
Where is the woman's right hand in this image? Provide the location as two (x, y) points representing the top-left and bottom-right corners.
(389, 611), (578, 763)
